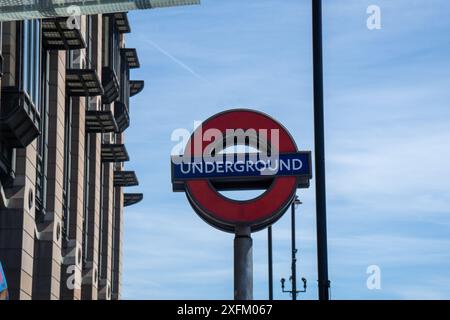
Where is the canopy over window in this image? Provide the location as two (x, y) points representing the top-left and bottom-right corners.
(0, 0), (200, 22)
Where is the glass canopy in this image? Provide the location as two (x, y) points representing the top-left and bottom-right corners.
(0, 0), (200, 22)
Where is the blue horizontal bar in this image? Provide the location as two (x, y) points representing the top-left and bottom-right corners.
(172, 152), (311, 181)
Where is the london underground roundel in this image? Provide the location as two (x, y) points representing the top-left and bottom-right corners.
(171, 109), (312, 233)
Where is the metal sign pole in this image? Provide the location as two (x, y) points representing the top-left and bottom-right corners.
(268, 226), (273, 300)
(291, 201), (297, 300)
(234, 226), (253, 300)
(312, 0), (330, 300)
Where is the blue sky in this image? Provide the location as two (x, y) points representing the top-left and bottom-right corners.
(121, 0), (450, 299)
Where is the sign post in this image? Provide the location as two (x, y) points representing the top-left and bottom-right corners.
(172, 109), (312, 300)
(234, 226), (252, 300)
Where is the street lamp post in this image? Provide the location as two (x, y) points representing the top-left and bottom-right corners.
(281, 196), (307, 300)
(312, 0), (330, 301)
(291, 196), (300, 300)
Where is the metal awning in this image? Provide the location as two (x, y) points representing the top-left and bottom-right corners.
(0, 87), (40, 148)
(0, 1), (200, 22)
(123, 193), (143, 207)
(101, 144), (129, 163)
(102, 67), (120, 104)
(114, 170), (139, 187)
(112, 12), (131, 33)
(129, 80), (144, 97)
(42, 18), (86, 50)
(121, 48), (140, 69)
(66, 69), (104, 97)
(114, 101), (130, 133)
(86, 110), (118, 133)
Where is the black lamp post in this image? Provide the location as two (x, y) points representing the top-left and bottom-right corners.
(312, 0), (330, 301)
(280, 196), (307, 300)
(269, 0), (331, 301)
(281, 277), (307, 300)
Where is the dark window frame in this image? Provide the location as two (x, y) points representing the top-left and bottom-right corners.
(62, 98), (72, 242)
(18, 19), (41, 106)
(98, 163), (105, 279)
(82, 132), (91, 266)
(82, 15), (95, 265)
(0, 22), (3, 78)
(85, 15), (94, 69)
(120, 52), (129, 105)
(102, 15), (121, 74)
(35, 49), (50, 222)
(110, 185), (116, 294)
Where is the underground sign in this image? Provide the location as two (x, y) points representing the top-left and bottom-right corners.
(171, 109), (312, 232)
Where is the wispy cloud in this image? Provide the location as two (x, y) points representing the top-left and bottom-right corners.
(140, 38), (211, 84)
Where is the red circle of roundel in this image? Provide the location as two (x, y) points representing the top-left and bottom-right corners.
(184, 109), (299, 232)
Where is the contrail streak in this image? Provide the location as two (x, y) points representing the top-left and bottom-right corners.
(145, 39), (210, 84)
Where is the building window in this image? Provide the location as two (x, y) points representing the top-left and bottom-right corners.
(20, 19), (41, 106)
(82, 133), (91, 266)
(98, 163), (105, 279)
(119, 50), (130, 107)
(82, 15), (95, 265)
(86, 15), (94, 69)
(62, 98), (72, 241)
(103, 15), (120, 74)
(35, 50), (50, 221)
(0, 144), (15, 185)
(110, 187), (116, 294)
(0, 22), (3, 78)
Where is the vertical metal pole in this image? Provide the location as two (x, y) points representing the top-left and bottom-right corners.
(268, 226), (273, 300)
(291, 201), (297, 300)
(312, 0), (330, 300)
(234, 226), (253, 300)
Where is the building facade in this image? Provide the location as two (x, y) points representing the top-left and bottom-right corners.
(0, 13), (144, 300)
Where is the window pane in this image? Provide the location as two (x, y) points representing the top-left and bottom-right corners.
(27, 20), (32, 95)
(34, 20), (41, 105)
(22, 21), (29, 92)
(22, 20), (41, 107)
